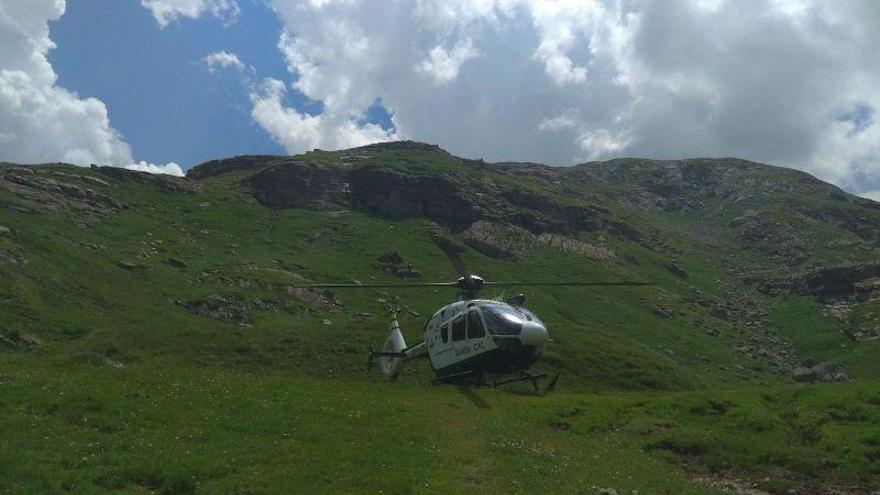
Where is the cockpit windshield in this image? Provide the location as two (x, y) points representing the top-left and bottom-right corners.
(478, 303), (525, 336)
(517, 307), (543, 325)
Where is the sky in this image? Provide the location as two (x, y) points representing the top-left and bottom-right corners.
(0, 0), (878, 199)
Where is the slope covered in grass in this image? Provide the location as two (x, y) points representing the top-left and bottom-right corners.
(2, 142), (879, 493)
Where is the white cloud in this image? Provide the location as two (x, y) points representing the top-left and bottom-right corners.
(124, 161), (185, 177)
(417, 39), (479, 85)
(141, 0), (240, 28)
(257, 0), (880, 196)
(577, 128), (630, 159)
(528, 0), (604, 86)
(0, 0), (183, 173)
(538, 114), (577, 132)
(250, 78), (397, 153)
(204, 50), (245, 72)
(0, 0), (133, 167)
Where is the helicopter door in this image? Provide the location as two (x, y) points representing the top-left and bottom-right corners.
(428, 312), (455, 370)
(449, 312), (471, 362)
(467, 309), (493, 356)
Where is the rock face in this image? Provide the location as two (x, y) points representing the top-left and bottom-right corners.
(760, 263), (880, 299)
(251, 161), (349, 210)
(93, 166), (197, 194)
(568, 157), (836, 212)
(186, 155), (278, 180)
(235, 153), (640, 248)
(349, 166), (485, 231)
(0, 164), (197, 229)
(1, 165), (125, 216)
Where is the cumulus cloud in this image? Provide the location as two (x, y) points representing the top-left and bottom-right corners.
(258, 0), (880, 195)
(0, 0), (184, 174)
(204, 50), (245, 72)
(417, 39), (479, 85)
(250, 78), (397, 153)
(141, 0), (240, 28)
(123, 161), (185, 177)
(0, 0), (133, 166)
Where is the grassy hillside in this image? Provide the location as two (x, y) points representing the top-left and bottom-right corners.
(2, 143), (879, 493)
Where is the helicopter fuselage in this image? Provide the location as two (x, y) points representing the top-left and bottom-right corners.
(422, 299), (549, 380)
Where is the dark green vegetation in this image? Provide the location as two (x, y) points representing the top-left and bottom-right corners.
(2, 141), (879, 494)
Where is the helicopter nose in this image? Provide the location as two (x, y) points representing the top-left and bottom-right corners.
(520, 321), (549, 346)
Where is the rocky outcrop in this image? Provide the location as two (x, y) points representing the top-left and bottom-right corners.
(376, 250), (421, 278)
(462, 221), (535, 258)
(251, 161), (349, 210)
(763, 263), (880, 299)
(462, 220), (617, 261)
(344, 140), (448, 155)
(93, 166), (197, 194)
(0, 165), (125, 218)
(242, 158), (645, 247)
(176, 294), (286, 324)
(566, 158), (839, 212)
(185, 155), (277, 180)
(791, 361), (848, 383)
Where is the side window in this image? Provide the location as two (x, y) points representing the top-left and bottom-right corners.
(451, 314), (466, 341)
(441, 321), (448, 343)
(468, 311), (485, 338)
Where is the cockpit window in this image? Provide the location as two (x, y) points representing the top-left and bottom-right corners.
(467, 310), (486, 338)
(479, 303), (523, 336)
(451, 314), (466, 341)
(517, 307), (542, 324)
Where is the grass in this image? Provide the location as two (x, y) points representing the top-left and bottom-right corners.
(2, 149), (880, 493)
(2, 356), (878, 494)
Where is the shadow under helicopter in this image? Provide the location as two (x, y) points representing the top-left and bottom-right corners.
(456, 386), (491, 409)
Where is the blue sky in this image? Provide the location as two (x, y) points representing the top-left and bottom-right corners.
(0, 0), (878, 198)
(49, 0), (288, 167)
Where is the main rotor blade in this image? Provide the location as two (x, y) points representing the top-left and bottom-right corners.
(289, 282), (459, 289)
(483, 281), (655, 287)
(431, 233), (470, 279)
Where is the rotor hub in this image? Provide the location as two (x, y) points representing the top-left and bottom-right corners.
(456, 275), (484, 296)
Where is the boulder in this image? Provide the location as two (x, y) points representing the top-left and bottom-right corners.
(165, 258), (187, 268)
(665, 262), (690, 280)
(117, 261), (146, 270)
(377, 250), (404, 265)
(792, 361), (842, 382)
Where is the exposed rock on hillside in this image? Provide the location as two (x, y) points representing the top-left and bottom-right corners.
(0, 165), (124, 217)
(759, 263), (880, 299)
(349, 166), (485, 231)
(376, 250), (421, 278)
(94, 166), (197, 194)
(237, 156), (649, 253)
(186, 155), (279, 180)
(251, 161), (349, 210)
(462, 220), (616, 261)
(568, 158), (836, 211)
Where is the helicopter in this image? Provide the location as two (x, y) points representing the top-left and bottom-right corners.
(295, 234), (652, 392)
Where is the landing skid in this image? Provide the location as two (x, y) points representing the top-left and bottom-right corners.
(433, 369), (559, 394)
(491, 370), (547, 392)
(431, 369), (483, 385)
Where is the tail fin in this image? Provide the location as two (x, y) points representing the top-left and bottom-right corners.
(379, 315), (407, 380)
